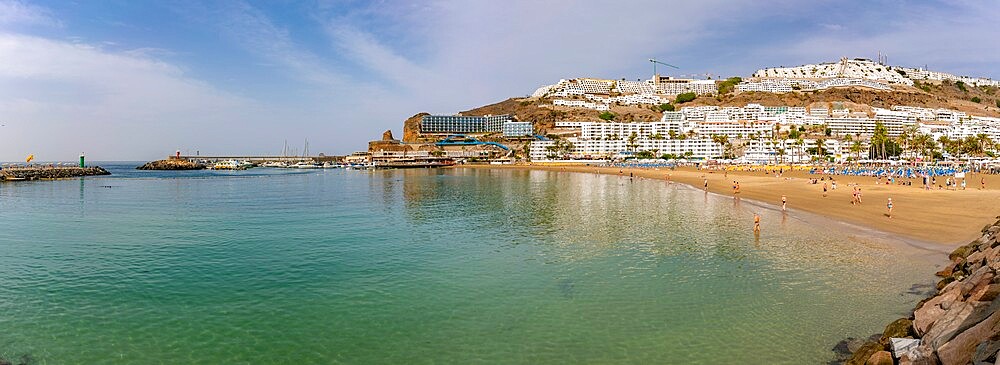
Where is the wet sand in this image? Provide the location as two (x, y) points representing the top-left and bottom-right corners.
(462, 164), (1000, 247)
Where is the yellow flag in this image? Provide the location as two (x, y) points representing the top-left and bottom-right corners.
(26, 154), (34, 163)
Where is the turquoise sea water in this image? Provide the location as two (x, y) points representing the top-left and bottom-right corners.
(0, 164), (941, 364)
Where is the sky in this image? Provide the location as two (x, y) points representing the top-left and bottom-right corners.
(1, 0), (998, 161)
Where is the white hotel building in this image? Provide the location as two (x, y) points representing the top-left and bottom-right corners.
(530, 121), (723, 160)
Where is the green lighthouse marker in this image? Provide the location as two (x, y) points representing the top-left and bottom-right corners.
(79, 152), (85, 167)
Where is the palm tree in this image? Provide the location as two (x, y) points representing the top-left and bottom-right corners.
(938, 136), (954, 159)
(627, 132), (639, 152)
(796, 137), (805, 163)
(911, 133), (931, 161)
(976, 134), (993, 156)
(850, 139), (864, 162)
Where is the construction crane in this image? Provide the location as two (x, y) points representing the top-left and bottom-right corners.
(649, 58), (679, 78)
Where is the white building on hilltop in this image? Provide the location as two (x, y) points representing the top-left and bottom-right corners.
(752, 58), (912, 85)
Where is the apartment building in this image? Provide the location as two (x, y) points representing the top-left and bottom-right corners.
(649, 77), (718, 95)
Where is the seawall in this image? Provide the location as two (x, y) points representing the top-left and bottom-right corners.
(1, 166), (110, 181)
(846, 217), (1000, 364)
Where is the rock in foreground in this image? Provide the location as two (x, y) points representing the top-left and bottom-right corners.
(846, 217), (1000, 365)
(137, 159), (205, 170)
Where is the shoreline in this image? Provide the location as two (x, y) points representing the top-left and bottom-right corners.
(458, 164), (1000, 247)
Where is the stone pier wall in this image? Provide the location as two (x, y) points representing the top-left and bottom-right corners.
(0, 166), (110, 181)
(847, 218), (1000, 365)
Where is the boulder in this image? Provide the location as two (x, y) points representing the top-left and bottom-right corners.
(898, 344), (939, 365)
(937, 277), (956, 290)
(892, 338), (922, 359)
(936, 311), (1000, 365)
(382, 129), (395, 141)
(883, 318), (916, 341)
(969, 284), (1000, 302)
(866, 350), (894, 365)
(924, 301), (994, 351)
(914, 288), (962, 336)
(959, 267), (994, 298)
(847, 341), (885, 365)
(973, 340), (1000, 364)
(937, 262), (960, 278)
(952, 244), (977, 262)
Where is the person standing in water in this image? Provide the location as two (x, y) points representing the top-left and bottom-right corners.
(781, 195), (787, 211)
(753, 213), (761, 233)
(887, 197), (893, 219)
(704, 178), (708, 191)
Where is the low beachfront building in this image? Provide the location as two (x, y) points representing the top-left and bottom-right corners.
(529, 137), (722, 161)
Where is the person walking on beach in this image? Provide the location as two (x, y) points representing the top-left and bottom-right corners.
(887, 197), (893, 219)
(735, 181), (741, 194)
(781, 195), (787, 211)
(704, 178), (708, 191)
(822, 182), (828, 197)
(961, 178), (967, 190)
(982, 177), (986, 190)
(857, 188), (863, 204)
(753, 213), (761, 233)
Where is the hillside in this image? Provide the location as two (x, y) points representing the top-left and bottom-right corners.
(686, 82), (999, 117)
(398, 81), (999, 142)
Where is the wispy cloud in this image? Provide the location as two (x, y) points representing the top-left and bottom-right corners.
(3, 0), (999, 160)
(0, 0), (59, 27)
(0, 33), (265, 159)
(176, 0), (346, 88)
(779, 2), (1000, 76)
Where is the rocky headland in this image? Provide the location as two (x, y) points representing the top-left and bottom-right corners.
(1, 166), (110, 181)
(136, 159), (205, 170)
(845, 218), (1000, 365)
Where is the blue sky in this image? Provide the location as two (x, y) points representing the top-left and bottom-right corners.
(1, 0), (998, 161)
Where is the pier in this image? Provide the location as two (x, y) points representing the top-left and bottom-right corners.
(173, 155), (341, 163)
(1, 166), (110, 181)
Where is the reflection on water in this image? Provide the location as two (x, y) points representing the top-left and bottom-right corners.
(0, 165), (939, 364)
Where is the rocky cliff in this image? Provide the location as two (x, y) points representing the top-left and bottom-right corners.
(136, 159), (205, 170)
(846, 218), (1000, 365)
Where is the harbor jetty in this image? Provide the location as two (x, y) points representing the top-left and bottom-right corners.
(137, 159), (205, 170)
(1, 166), (110, 181)
(845, 218), (1000, 365)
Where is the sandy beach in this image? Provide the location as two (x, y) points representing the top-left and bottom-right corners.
(462, 164), (1000, 246)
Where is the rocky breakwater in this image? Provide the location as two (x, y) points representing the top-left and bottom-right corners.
(137, 159), (205, 170)
(1, 166), (110, 181)
(846, 218), (1000, 365)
